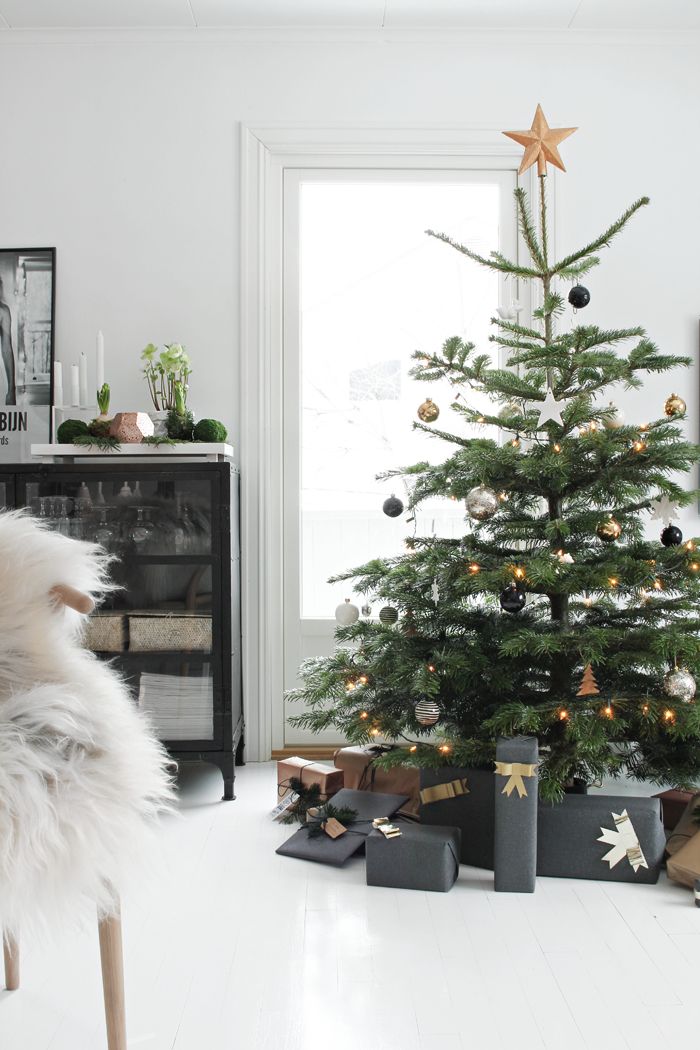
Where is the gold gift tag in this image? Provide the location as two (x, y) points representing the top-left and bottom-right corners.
(323, 817), (347, 839)
(378, 823), (402, 839)
(372, 817), (390, 828)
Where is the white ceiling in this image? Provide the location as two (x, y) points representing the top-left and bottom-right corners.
(0, 0), (699, 31)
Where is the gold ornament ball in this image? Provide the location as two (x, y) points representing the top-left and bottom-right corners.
(664, 393), (686, 418)
(417, 398), (440, 423)
(596, 517), (622, 543)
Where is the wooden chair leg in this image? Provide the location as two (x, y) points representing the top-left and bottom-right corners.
(3, 932), (19, 991)
(98, 909), (126, 1050)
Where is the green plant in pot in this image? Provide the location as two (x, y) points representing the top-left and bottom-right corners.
(141, 342), (192, 436)
(166, 381), (195, 441)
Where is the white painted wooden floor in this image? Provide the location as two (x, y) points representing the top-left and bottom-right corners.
(1, 760), (698, 1050)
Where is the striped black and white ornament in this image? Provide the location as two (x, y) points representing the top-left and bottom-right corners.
(415, 699), (440, 726)
(379, 606), (399, 625)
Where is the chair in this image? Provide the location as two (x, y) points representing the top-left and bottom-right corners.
(0, 513), (173, 1048)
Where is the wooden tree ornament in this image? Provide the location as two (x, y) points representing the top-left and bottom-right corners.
(577, 664), (600, 697)
(503, 104), (577, 176)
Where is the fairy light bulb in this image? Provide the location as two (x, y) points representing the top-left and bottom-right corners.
(514, 566), (526, 580)
(558, 708), (569, 721)
(608, 577), (618, 588)
(583, 595), (593, 607)
(428, 664), (436, 673)
(498, 491), (509, 502)
(511, 435), (521, 448)
(438, 744), (451, 754)
(553, 443), (562, 453)
(358, 675), (368, 685)
(653, 578), (663, 591)
(685, 540), (696, 552)
(642, 703), (650, 716)
(663, 708), (675, 724)
(639, 422), (649, 431)
(468, 562), (481, 575)
(632, 438), (647, 453)
(370, 726), (380, 737)
(603, 703), (614, 719)
(409, 745), (417, 753)
(359, 710), (369, 720)
(589, 421), (598, 432)
(345, 679), (356, 691)
(690, 562), (700, 572)
(477, 415), (486, 424)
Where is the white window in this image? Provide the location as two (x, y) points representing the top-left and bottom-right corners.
(282, 166), (519, 744)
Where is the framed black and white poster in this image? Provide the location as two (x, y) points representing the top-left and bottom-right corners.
(0, 248), (55, 460)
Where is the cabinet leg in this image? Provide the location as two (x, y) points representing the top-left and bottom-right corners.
(208, 752), (235, 801)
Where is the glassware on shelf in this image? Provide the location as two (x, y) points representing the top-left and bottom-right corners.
(117, 481), (133, 502)
(77, 481), (92, 507)
(71, 496), (94, 540)
(93, 507), (120, 549)
(129, 506), (156, 548)
(53, 496), (72, 536)
(95, 482), (106, 506)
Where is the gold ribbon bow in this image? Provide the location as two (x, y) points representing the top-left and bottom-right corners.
(420, 777), (470, 805)
(494, 761), (538, 798)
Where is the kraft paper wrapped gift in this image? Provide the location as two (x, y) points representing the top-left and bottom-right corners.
(366, 822), (461, 892)
(652, 788), (697, 831)
(275, 788), (409, 867)
(665, 792), (700, 855)
(420, 767), (495, 869)
(276, 756), (344, 800)
(666, 829), (700, 889)
(537, 794), (666, 884)
(494, 736), (538, 893)
(333, 745), (421, 816)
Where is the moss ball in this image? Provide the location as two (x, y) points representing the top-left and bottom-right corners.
(57, 419), (89, 444)
(194, 418), (228, 442)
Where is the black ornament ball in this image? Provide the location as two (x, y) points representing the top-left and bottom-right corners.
(382, 494), (404, 518)
(568, 285), (591, 309)
(661, 525), (683, 547)
(499, 583), (526, 614)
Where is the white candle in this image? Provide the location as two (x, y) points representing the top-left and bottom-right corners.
(53, 362), (63, 407)
(71, 364), (80, 407)
(79, 352), (88, 407)
(96, 330), (105, 393)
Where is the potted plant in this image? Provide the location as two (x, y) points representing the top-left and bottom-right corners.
(141, 342), (192, 435)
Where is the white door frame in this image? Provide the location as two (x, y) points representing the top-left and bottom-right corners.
(239, 124), (550, 761)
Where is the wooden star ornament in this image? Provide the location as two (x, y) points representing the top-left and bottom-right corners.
(503, 104), (577, 176)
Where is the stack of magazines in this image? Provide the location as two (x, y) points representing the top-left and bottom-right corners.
(138, 671), (213, 740)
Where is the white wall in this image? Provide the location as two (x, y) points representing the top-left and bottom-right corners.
(0, 32), (698, 525)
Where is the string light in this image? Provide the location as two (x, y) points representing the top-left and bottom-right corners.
(468, 562), (481, 575)
(358, 675), (369, 685)
(653, 578), (663, 591)
(345, 679), (356, 691)
(583, 594), (593, 607)
(602, 703), (614, 719)
(589, 421), (598, 433)
(685, 540), (696, 552)
(558, 708), (569, 721)
(409, 745), (417, 753)
(632, 438), (647, 453)
(608, 577), (619, 588)
(690, 562), (700, 572)
(513, 566), (526, 580)
(438, 744), (451, 754)
(498, 491), (509, 502)
(359, 710), (369, 720)
(663, 708), (676, 724)
(477, 415), (486, 424)
(370, 727), (381, 737)
(639, 422), (649, 431)
(428, 664), (436, 673)
(642, 703), (650, 716)
(450, 494), (458, 501)
(511, 435), (521, 448)
(553, 443), (562, 453)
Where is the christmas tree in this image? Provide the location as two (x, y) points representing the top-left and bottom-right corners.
(289, 106), (700, 801)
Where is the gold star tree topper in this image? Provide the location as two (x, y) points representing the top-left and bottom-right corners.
(503, 104), (577, 176)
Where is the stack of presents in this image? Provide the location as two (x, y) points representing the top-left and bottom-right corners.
(274, 740), (700, 898)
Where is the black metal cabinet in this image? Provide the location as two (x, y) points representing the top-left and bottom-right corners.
(0, 461), (243, 799)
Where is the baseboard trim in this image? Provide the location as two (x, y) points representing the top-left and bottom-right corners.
(271, 746), (340, 760)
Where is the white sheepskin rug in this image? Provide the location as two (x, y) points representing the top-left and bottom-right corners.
(0, 512), (174, 939)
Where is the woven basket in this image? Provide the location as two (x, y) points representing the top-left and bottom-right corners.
(129, 613), (212, 652)
(84, 613), (127, 652)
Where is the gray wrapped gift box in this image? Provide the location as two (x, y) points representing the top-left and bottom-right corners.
(494, 735), (538, 893)
(420, 767), (495, 869)
(537, 794), (666, 884)
(275, 788), (409, 867)
(366, 822), (461, 892)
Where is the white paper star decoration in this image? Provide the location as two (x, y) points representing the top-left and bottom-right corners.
(534, 388), (566, 427)
(648, 495), (680, 524)
(431, 581), (440, 605)
(497, 300), (523, 321)
(598, 810), (648, 873)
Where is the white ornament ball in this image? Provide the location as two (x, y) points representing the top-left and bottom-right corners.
(466, 485), (499, 521)
(663, 668), (696, 703)
(603, 401), (625, 430)
(335, 598), (360, 626)
(414, 699), (440, 726)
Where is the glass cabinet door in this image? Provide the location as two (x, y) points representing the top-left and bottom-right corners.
(19, 469), (223, 749)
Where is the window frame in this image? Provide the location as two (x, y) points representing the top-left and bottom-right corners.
(240, 124), (552, 759)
